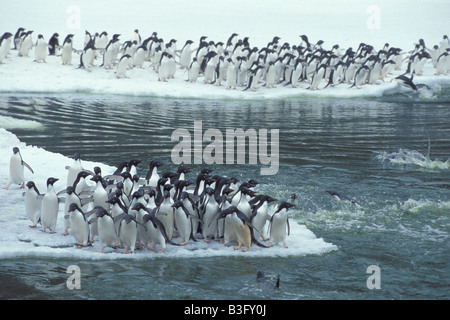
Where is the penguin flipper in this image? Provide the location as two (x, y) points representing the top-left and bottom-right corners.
(287, 218), (290, 236)
(22, 160), (34, 174)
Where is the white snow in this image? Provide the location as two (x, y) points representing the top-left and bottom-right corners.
(0, 0), (449, 99)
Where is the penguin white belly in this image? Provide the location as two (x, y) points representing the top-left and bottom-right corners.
(237, 199), (251, 219)
(133, 49), (145, 68)
(98, 216), (118, 251)
(34, 41), (47, 62)
(63, 193), (81, 233)
(226, 65), (237, 89)
(145, 221), (166, 252)
(202, 202), (219, 240)
(24, 189), (41, 227)
(116, 57), (131, 78)
(61, 44), (72, 65)
(204, 61), (215, 84)
(269, 213), (288, 245)
(188, 62), (200, 82)
(368, 64), (382, 84)
(119, 220), (137, 253)
(310, 68), (325, 90)
(157, 202), (174, 239)
(168, 58), (176, 78)
(291, 66), (303, 87)
(265, 67), (276, 88)
(9, 154), (25, 186)
(159, 60), (170, 81)
(40, 192), (59, 233)
(174, 208), (191, 245)
(252, 208), (270, 240)
(69, 211), (90, 247)
(19, 37), (32, 56)
(223, 214), (237, 245)
(66, 162), (83, 187)
(180, 49), (191, 69)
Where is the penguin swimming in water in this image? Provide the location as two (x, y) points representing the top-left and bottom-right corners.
(67, 203), (90, 248)
(22, 181), (42, 228)
(40, 177), (60, 233)
(268, 201), (295, 248)
(4, 147), (34, 190)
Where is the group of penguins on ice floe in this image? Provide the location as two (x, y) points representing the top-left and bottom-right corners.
(4, 147), (296, 254)
(1, 27), (450, 91)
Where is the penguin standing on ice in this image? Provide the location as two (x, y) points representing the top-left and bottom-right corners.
(13, 27), (25, 50)
(34, 34), (47, 63)
(268, 201), (295, 248)
(172, 200), (194, 246)
(4, 147), (34, 190)
(67, 203), (90, 248)
(78, 41), (96, 72)
(350, 65), (370, 89)
(0, 32), (13, 63)
(117, 214), (138, 254)
(89, 206), (118, 253)
(61, 34), (74, 65)
(116, 54), (132, 78)
(40, 177), (60, 233)
(48, 33), (59, 56)
(18, 30), (33, 57)
(22, 181), (42, 228)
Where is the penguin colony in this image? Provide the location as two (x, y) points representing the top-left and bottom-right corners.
(1, 28), (449, 90)
(5, 148), (295, 253)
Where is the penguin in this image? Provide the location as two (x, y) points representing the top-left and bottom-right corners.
(132, 29), (141, 46)
(40, 177), (60, 233)
(202, 51), (218, 84)
(158, 51), (171, 82)
(367, 57), (382, 84)
(89, 174), (109, 241)
(61, 34), (74, 65)
(180, 191), (201, 237)
(187, 57), (200, 83)
(145, 160), (165, 187)
(287, 58), (304, 88)
(133, 45), (147, 68)
(379, 59), (396, 81)
(172, 200), (193, 245)
(18, 30), (33, 57)
(101, 38), (119, 69)
(243, 64), (264, 91)
(86, 206), (118, 253)
(350, 65), (370, 89)
(48, 33), (59, 55)
(179, 40), (194, 69)
(116, 54), (132, 78)
(236, 187), (253, 218)
(72, 170), (92, 195)
(34, 34), (47, 63)
(268, 201), (295, 248)
(256, 270), (280, 290)
(157, 190), (175, 239)
(250, 195), (278, 241)
(117, 213), (138, 254)
(13, 27), (25, 50)
(226, 58), (238, 90)
(200, 187), (220, 241)
(265, 61), (277, 88)
(67, 203), (90, 248)
(308, 63), (327, 90)
(394, 73), (418, 91)
(78, 41), (96, 71)
(66, 152), (84, 187)
(61, 186), (81, 236)
(95, 31), (108, 52)
(4, 147), (34, 190)
(0, 32), (13, 63)
(435, 52), (449, 76)
(214, 56), (229, 86)
(22, 181), (42, 228)
(133, 203), (176, 253)
(218, 206), (266, 252)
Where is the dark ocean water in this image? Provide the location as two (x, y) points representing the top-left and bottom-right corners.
(0, 89), (449, 300)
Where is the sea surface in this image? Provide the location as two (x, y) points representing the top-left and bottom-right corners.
(0, 87), (449, 300)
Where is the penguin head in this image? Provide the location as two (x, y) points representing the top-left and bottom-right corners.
(150, 160), (165, 169)
(94, 206), (110, 218)
(70, 152), (81, 160)
(205, 187), (215, 196)
(177, 165), (191, 175)
(222, 186), (234, 196)
(218, 206), (238, 219)
(46, 177), (59, 186)
(131, 202), (147, 213)
(68, 202), (81, 213)
(66, 186), (75, 195)
(90, 174), (103, 183)
(171, 200), (183, 209)
(26, 181), (36, 189)
(266, 196), (278, 203)
(12, 147), (20, 154)
(275, 201), (295, 213)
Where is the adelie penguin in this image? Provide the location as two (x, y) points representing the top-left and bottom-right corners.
(66, 203), (90, 249)
(4, 147), (34, 190)
(0, 32), (13, 63)
(268, 201), (295, 248)
(40, 177), (61, 234)
(22, 181), (42, 228)
(48, 33), (59, 56)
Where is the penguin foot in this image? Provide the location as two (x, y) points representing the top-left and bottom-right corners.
(233, 244), (242, 250)
(283, 243), (288, 249)
(29, 224), (37, 228)
(178, 241), (187, 246)
(62, 230), (69, 236)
